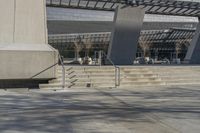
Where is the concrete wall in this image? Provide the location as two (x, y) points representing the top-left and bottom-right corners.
(0, 0), (57, 80)
(108, 7), (145, 65)
(0, 0), (47, 44)
(14, 0), (47, 44)
(0, 0), (14, 43)
(0, 45), (57, 79)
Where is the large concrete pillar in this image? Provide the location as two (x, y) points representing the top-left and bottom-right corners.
(0, 0), (57, 79)
(185, 18), (200, 64)
(107, 7), (145, 65)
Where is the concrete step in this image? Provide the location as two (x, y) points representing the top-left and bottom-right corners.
(55, 73), (157, 79)
(69, 79), (116, 84)
(69, 82), (115, 88)
(161, 76), (200, 80)
(164, 79), (200, 83)
(68, 74), (116, 77)
(159, 75), (200, 78)
(39, 83), (64, 90)
(122, 70), (152, 73)
(120, 67), (150, 70)
(70, 80), (115, 84)
(155, 71), (200, 74)
(157, 72), (200, 75)
(68, 83), (90, 88)
(120, 81), (165, 86)
(50, 77), (116, 84)
(73, 79), (115, 83)
(153, 70), (200, 74)
(122, 68), (150, 71)
(64, 73), (116, 77)
(69, 82), (115, 87)
(69, 76), (115, 80)
(166, 82), (200, 85)
(121, 71), (153, 74)
(49, 78), (91, 83)
(120, 73), (158, 78)
(57, 69), (115, 73)
(84, 69), (115, 71)
(58, 67), (116, 71)
(49, 80), (67, 84)
(121, 77), (161, 82)
(51, 77), (161, 84)
(119, 84), (165, 88)
(92, 83), (116, 88)
(56, 74), (88, 78)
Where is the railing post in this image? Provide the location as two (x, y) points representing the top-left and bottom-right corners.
(58, 53), (66, 89)
(115, 68), (117, 87)
(114, 67), (120, 88)
(118, 67), (120, 86)
(62, 66), (65, 89)
(101, 51), (120, 88)
(115, 67), (120, 87)
(99, 50), (102, 66)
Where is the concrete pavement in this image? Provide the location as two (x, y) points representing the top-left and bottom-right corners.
(0, 86), (200, 133)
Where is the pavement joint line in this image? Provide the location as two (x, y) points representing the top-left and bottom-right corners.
(94, 87), (181, 133)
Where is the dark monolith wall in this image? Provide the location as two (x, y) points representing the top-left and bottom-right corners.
(107, 7), (145, 65)
(185, 18), (200, 64)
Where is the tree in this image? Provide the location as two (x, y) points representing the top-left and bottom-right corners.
(73, 36), (83, 60)
(175, 39), (190, 59)
(139, 41), (152, 57)
(84, 41), (93, 57)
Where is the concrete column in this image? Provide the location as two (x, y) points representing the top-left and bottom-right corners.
(107, 7), (145, 65)
(185, 18), (200, 64)
(14, 0), (47, 44)
(0, 0), (14, 43)
(0, 0), (57, 80)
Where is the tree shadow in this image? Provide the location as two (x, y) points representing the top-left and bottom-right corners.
(0, 86), (199, 132)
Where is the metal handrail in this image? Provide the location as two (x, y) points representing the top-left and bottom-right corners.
(31, 52), (66, 89)
(58, 53), (66, 88)
(101, 51), (120, 87)
(30, 63), (58, 79)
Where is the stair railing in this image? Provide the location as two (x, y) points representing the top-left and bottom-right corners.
(58, 53), (66, 89)
(31, 52), (66, 89)
(101, 51), (120, 87)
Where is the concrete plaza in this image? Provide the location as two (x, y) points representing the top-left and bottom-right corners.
(0, 86), (200, 133)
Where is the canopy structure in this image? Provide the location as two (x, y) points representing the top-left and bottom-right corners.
(46, 0), (200, 17)
(48, 28), (195, 51)
(47, 0), (200, 64)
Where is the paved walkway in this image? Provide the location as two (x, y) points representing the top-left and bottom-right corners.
(0, 86), (200, 133)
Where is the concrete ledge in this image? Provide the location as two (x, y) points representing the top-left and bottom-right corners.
(0, 44), (58, 79)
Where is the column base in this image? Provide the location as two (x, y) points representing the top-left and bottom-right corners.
(0, 43), (58, 80)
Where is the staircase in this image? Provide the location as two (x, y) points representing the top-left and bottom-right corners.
(39, 65), (200, 90)
(150, 66), (200, 86)
(66, 66), (116, 88)
(120, 67), (165, 87)
(39, 66), (116, 90)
